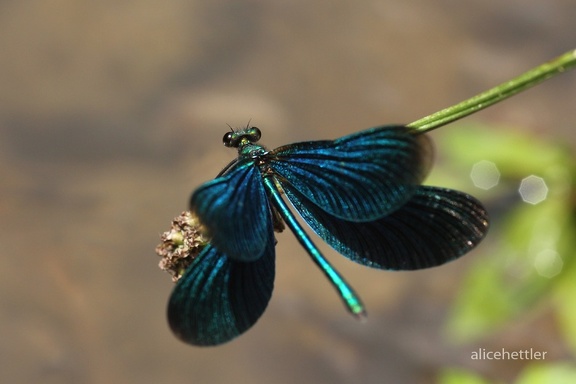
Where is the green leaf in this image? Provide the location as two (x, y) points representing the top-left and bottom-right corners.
(554, 252), (576, 354)
(445, 124), (566, 167)
(444, 126), (575, 342)
(515, 363), (576, 384)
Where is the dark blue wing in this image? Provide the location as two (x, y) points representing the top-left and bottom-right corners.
(190, 160), (272, 262)
(268, 126), (431, 222)
(285, 186), (488, 270)
(167, 232), (275, 346)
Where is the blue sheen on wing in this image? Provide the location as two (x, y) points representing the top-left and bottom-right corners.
(284, 186), (489, 270)
(165, 125), (490, 346)
(167, 232), (276, 346)
(269, 126), (432, 222)
(190, 160), (272, 262)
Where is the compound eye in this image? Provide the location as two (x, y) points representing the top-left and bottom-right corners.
(247, 127), (261, 142)
(223, 131), (236, 147)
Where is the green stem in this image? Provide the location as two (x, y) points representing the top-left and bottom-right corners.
(407, 49), (576, 133)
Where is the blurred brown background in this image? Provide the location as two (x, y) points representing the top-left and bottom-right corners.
(0, 1), (574, 383)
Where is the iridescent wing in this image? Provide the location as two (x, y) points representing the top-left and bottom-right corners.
(284, 186), (489, 269)
(167, 231), (275, 346)
(269, 126), (432, 221)
(190, 160), (272, 262)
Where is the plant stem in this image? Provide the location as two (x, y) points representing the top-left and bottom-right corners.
(408, 49), (576, 133)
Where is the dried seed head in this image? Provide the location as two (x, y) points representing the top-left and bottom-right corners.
(156, 211), (209, 282)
